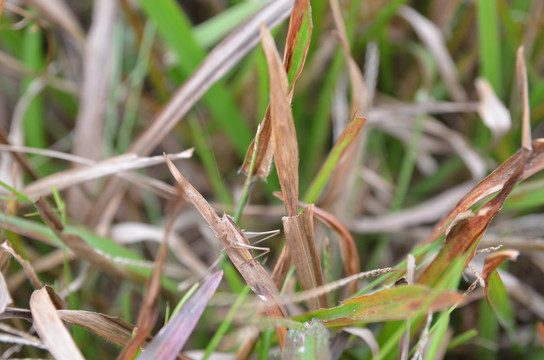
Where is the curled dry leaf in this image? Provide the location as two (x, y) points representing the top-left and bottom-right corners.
(241, 0), (312, 179)
(261, 23), (299, 217)
(426, 139), (544, 245)
(30, 287), (84, 360)
(418, 150), (528, 286)
(344, 327), (379, 358)
(311, 204), (360, 295)
(475, 77), (511, 142)
(283, 205), (327, 309)
(482, 249), (519, 286)
(164, 156), (288, 345)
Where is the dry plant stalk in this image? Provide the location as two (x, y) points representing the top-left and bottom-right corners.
(261, 23), (327, 309)
(164, 156), (288, 346)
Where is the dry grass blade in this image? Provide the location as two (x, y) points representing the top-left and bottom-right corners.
(418, 150), (528, 285)
(283, 205), (327, 309)
(164, 156), (288, 345)
(517, 46), (532, 150)
(22, 150), (193, 198)
(88, 0), (294, 228)
(261, 24), (299, 217)
(131, 0), (294, 158)
(241, 0), (312, 179)
(350, 182), (473, 233)
(0, 241), (42, 289)
(398, 5), (466, 102)
(311, 205), (360, 295)
(425, 139), (544, 245)
(137, 271), (223, 360)
(34, 197), (132, 280)
(112, 222), (208, 277)
(57, 310), (136, 347)
(68, 0), (118, 219)
(29, 287), (84, 360)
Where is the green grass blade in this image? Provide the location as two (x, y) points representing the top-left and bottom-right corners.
(476, 0), (502, 95)
(193, 1), (267, 48)
(203, 285), (252, 360)
(304, 116), (365, 204)
(137, 0), (252, 157)
(22, 23), (46, 151)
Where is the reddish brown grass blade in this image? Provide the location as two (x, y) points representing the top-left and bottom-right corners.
(283, 205), (327, 309)
(538, 322), (544, 348)
(164, 156), (288, 345)
(274, 192), (360, 296)
(425, 141), (544, 245)
(311, 205), (360, 295)
(418, 150), (528, 285)
(34, 198), (133, 280)
(297, 285), (470, 326)
(241, 0), (312, 179)
(30, 287), (84, 360)
(261, 24), (299, 217)
(137, 271), (223, 360)
(482, 250), (519, 286)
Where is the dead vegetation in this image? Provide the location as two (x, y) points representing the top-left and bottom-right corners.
(0, 0), (544, 359)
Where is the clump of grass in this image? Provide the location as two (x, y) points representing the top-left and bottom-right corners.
(1, 1), (544, 359)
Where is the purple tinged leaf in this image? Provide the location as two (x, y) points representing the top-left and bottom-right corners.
(137, 271), (223, 360)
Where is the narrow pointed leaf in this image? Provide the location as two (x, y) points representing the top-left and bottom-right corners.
(241, 0), (312, 179)
(304, 116), (366, 204)
(261, 24), (299, 217)
(418, 151), (527, 286)
(137, 271), (222, 360)
(295, 285), (469, 326)
(165, 156), (288, 345)
(425, 142), (544, 245)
